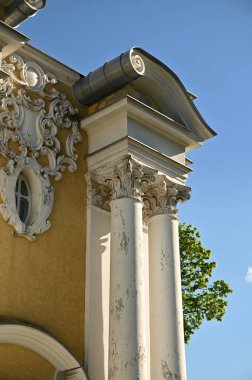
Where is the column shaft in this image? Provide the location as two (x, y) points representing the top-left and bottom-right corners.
(109, 197), (147, 380)
(148, 214), (186, 380)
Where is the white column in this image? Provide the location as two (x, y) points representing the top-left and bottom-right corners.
(109, 197), (147, 379)
(149, 213), (186, 380)
(107, 156), (147, 380)
(144, 180), (190, 380)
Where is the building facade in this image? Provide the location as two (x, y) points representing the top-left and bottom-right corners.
(0, 2), (215, 379)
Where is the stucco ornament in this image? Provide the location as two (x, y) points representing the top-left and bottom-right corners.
(87, 155), (157, 210)
(0, 54), (82, 240)
(142, 175), (191, 223)
(1, 54), (57, 94)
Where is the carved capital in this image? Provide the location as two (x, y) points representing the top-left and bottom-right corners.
(109, 155), (144, 201)
(86, 156), (157, 210)
(142, 176), (190, 223)
(86, 158), (190, 218)
(86, 172), (111, 211)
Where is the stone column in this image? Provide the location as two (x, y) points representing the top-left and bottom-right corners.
(143, 178), (190, 380)
(108, 156), (147, 380)
(89, 156), (149, 380)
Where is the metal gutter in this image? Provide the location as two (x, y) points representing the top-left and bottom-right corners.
(73, 46), (216, 139)
(4, 0), (46, 27)
(72, 48), (145, 106)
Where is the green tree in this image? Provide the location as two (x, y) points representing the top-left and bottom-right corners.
(179, 223), (233, 344)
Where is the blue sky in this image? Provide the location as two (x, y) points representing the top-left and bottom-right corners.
(19, 1), (252, 379)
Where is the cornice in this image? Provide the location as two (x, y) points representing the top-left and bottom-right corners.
(0, 20), (29, 58)
(76, 46), (216, 142)
(86, 136), (192, 179)
(126, 96), (202, 150)
(82, 95), (202, 152)
(20, 43), (82, 87)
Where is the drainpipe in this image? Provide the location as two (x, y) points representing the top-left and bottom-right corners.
(72, 48), (145, 106)
(4, 0), (47, 27)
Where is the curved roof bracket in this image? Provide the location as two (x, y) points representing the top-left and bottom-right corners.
(72, 47), (216, 142)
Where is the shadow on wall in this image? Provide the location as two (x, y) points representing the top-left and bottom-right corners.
(86, 207), (111, 379)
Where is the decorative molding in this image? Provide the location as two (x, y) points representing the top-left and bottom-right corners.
(87, 157), (190, 220)
(1, 54), (57, 96)
(86, 172), (111, 211)
(142, 175), (190, 223)
(130, 54), (145, 75)
(0, 157), (54, 240)
(0, 53), (82, 239)
(108, 155), (144, 201)
(0, 324), (87, 380)
(87, 155), (157, 210)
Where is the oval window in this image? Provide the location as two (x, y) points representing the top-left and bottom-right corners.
(15, 174), (31, 224)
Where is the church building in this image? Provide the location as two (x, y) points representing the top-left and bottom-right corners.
(0, 1), (216, 379)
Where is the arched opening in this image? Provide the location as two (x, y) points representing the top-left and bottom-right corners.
(0, 343), (55, 379)
(0, 324), (87, 380)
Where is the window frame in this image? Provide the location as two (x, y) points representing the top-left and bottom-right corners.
(15, 173), (31, 225)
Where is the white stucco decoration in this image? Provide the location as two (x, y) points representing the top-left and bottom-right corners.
(0, 54), (82, 239)
(0, 157), (54, 240)
(87, 155), (157, 210)
(142, 175), (191, 223)
(0, 324), (87, 380)
(2, 54), (57, 93)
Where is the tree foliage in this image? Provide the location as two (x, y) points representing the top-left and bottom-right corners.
(179, 223), (233, 344)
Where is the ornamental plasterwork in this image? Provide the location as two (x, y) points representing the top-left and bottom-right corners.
(87, 156), (190, 222)
(142, 176), (191, 223)
(0, 53), (82, 240)
(0, 157), (54, 240)
(87, 155), (156, 209)
(1, 54), (57, 96)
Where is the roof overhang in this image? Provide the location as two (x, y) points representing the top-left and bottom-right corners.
(133, 47), (216, 142)
(73, 47), (216, 145)
(0, 20), (29, 58)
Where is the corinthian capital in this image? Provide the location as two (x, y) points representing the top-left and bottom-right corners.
(109, 155), (144, 200)
(142, 176), (191, 223)
(86, 155), (157, 210)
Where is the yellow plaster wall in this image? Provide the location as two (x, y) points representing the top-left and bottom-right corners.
(0, 5), (5, 19)
(0, 344), (55, 380)
(0, 132), (88, 367)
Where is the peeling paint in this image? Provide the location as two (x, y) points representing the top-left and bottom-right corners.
(160, 359), (182, 380)
(109, 198), (147, 380)
(160, 247), (169, 271)
(108, 364), (119, 379)
(161, 359), (173, 379)
(120, 231), (129, 254)
(109, 334), (120, 379)
(111, 298), (125, 321)
(120, 209), (126, 226)
(136, 345), (146, 364)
